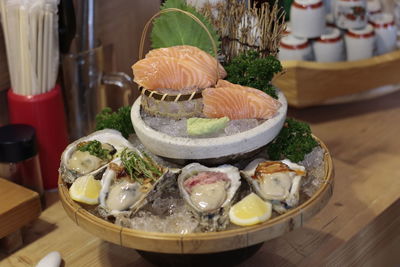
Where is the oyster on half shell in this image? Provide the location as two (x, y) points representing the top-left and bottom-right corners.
(178, 163), (241, 232)
(242, 158), (306, 214)
(97, 153), (178, 219)
(60, 129), (135, 184)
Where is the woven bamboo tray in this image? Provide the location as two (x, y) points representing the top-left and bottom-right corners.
(58, 136), (334, 254)
(273, 49), (400, 108)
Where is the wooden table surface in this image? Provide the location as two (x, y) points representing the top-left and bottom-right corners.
(1, 90), (400, 266)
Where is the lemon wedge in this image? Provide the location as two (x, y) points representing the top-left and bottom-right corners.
(229, 193), (272, 226)
(69, 175), (102, 205)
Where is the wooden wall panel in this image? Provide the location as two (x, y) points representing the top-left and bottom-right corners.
(95, 0), (161, 108)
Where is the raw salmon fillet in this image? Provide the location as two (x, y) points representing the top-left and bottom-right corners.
(132, 45), (226, 91)
(132, 56), (212, 90)
(203, 80), (281, 120)
(146, 45), (227, 79)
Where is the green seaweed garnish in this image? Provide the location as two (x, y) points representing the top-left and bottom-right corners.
(77, 140), (114, 160)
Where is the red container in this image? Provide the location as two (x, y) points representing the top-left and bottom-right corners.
(7, 85), (68, 189)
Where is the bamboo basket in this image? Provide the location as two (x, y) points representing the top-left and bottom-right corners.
(58, 135), (334, 254)
(272, 49), (400, 108)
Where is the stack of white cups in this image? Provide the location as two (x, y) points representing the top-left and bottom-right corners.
(279, 0), (399, 62)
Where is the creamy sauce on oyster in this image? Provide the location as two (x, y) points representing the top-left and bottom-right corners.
(106, 181), (142, 211)
(67, 150), (105, 174)
(190, 180), (227, 211)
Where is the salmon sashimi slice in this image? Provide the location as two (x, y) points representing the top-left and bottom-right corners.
(216, 79), (238, 88)
(202, 82), (281, 120)
(132, 56), (214, 90)
(146, 45), (227, 80)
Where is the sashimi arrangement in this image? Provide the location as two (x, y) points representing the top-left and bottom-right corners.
(60, 0), (332, 241)
(133, 45), (226, 91)
(133, 44), (283, 138)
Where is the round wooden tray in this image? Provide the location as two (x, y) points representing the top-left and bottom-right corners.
(58, 136), (334, 254)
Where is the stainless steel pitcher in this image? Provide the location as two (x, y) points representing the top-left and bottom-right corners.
(61, 45), (133, 141)
(60, 0), (133, 141)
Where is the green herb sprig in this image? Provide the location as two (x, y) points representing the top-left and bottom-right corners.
(77, 140), (113, 160)
(224, 51), (283, 99)
(267, 118), (318, 162)
(95, 106), (134, 139)
(120, 149), (163, 184)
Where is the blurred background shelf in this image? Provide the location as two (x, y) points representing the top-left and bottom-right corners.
(273, 49), (400, 108)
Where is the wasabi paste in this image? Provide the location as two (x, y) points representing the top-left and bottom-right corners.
(187, 117), (229, 136)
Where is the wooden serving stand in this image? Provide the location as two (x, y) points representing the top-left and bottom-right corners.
(58, 136), (333, 256)
(0, 178), (41, 253)
(273, 50), (400, 107)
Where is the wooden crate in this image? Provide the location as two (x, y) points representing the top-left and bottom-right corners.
(273, 50), (400, 108)
(0, 178), (41, 252)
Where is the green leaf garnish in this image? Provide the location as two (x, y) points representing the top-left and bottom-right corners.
(150, 0), (220, 56)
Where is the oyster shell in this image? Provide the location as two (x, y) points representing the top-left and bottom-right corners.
(178, 163), (241, 232)
(60, 129), (135, 184)
(97, 153), (178, 219)
(241, 158), (306, 214)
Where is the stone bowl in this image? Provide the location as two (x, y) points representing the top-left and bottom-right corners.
(130, 90), (287, 165)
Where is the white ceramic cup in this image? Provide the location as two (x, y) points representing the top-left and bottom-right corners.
(367, 0), (381, 17)
(345, 24), (375, 61)
(291, 0), (326, 38)
(323, 0), (333, 14)
(335, 0), (367, 29)
(284, 21), (292, 35)
(397, 30), (400, 49)
(278, 34), (313, 61)
(326, 13), (336, 26)
(370, 13), (397, 55)
(313, 27), (345, 62)
(394, 0), (400, 28)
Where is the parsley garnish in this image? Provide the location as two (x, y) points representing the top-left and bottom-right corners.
(95, 106), (134, 139)
(224, 51), (283, 99)
(267, 118), (318, 162)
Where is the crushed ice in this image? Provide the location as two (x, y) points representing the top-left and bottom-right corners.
(141, 110), (264, 138)
(300, 146), (326, 198)
(122, 134), (327, 233)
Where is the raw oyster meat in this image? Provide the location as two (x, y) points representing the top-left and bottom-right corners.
(98, 152), (178, 218)
(241, 158), (306, 214)
(60, 129), (135, 184)
(178, 163), (241, 232)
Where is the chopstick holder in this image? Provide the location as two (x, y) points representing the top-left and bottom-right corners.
(7, 85), (69, 190)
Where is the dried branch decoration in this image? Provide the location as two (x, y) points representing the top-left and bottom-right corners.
(201, 0), (286, 62)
